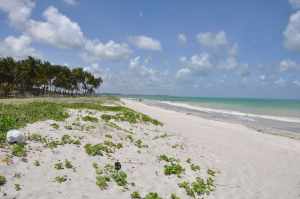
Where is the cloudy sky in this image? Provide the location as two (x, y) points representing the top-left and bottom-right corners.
(0, 0), (300, 99)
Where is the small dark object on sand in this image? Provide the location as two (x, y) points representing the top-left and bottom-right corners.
(115, 161), (121, 171)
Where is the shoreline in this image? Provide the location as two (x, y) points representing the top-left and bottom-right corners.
(130, 98), (300, 140)
(122, 98), (300, 199)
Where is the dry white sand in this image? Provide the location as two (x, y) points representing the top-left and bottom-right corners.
(123, 99), (300, 199)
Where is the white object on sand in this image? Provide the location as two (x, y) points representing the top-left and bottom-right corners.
(6, 129), (25, 144)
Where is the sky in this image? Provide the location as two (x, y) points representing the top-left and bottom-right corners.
(0, 0), (300, 99)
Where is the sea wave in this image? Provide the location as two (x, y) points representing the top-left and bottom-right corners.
(160, 101), (300, 124)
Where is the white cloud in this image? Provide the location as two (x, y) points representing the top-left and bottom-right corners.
(259, 75), (266, 81)
(196, 31), (228, 49)
(63, 0), (79, 6)
(176, 32), (246, 80)
(178, 33), (187, 44)
(129, 56), (157, 78)
(0, 0), (35, 27)
(129, 35), (162, 51)
(176, 68), (191, 79)
(274, 78), (286, 86)
(279, 59), (300, 71)
(27, 6), (85, 49)
(1, 4), (132, 62)
(289, 0), (300, 9)
(293, 80), (300, 86)
(83, 40), (131, 61)
(284, 11), (300, 51)
(0, 35), (38, 59)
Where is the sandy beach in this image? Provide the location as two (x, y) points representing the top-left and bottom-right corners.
(0, 97), (300, 199)
(123, 99), (300, 199)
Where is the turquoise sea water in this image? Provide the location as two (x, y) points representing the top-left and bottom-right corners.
(127, 95), (300, 118)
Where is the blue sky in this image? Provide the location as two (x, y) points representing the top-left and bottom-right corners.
(0, 0), (300, 99)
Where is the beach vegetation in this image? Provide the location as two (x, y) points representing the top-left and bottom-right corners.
(178, 181), (195, 197)
(131, 191), (142, 199)
(178, 176), (216, 197)
(11, 143), (26, 157)
(190, 164), (200, 172)
(50, 123), (60, 129)
(144, 192), (163, 199)
(64, 159), (73, 169)
(85, 140), (122, 156)
(28, 133), (80, 148)
(14, 184), (21, 191)
(126, 135), (134, 142)
(0, 102), (69, 144)
(54, 161), (64, 170)
(54, 175), (68, 183)
(158, 154), (178, 163)
(34, 160), (40, 166)
(96, 175), (110, 190)
(134, 139), (148, 148)
(82, 115), (98, 122)
(100, 109), (162, 126)
(170, 193), (181, 199)
(164, 163), (185, 177)
(105, 134), (112, 139)
(0, 175), (6, 186)
(207, 169), (216, 176)
(112, 170), (128, 187)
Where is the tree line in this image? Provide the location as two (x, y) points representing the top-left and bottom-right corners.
(0, 56), (103, 97)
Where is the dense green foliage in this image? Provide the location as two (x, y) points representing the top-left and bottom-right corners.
(0, 56), (102, 97)
(0, 102), (68, 143)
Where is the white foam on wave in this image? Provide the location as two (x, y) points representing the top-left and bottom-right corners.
(160, 101), (300, 124)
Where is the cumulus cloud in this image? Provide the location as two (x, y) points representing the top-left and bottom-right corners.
(279, 59), (300, 71)
(289, 0), (300, 9)
(129, 35), (162, 51)
(196, 31), (228, 49)
(27, 6), (85, 49)
(83, 40), (131, 61)
(178, 33), (187, 44)
(176, 31), (245, 79)
(129, 56), (158, 78)
(284, 11), (300, 52)
(0, 0), (35, 27)
(63, 0), (79, 6)
(0, 35), (38, 59)
(0, 4), (132, 61)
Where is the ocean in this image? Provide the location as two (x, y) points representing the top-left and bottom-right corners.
(126, 95), (300, 137)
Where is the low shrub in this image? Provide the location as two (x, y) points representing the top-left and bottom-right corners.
(11, 143), (26, 157)
(0, 175), (6, 186)
(82, 115), (98, 122)
(131, 191), (141, 199)
(144, 192), (162, 199)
